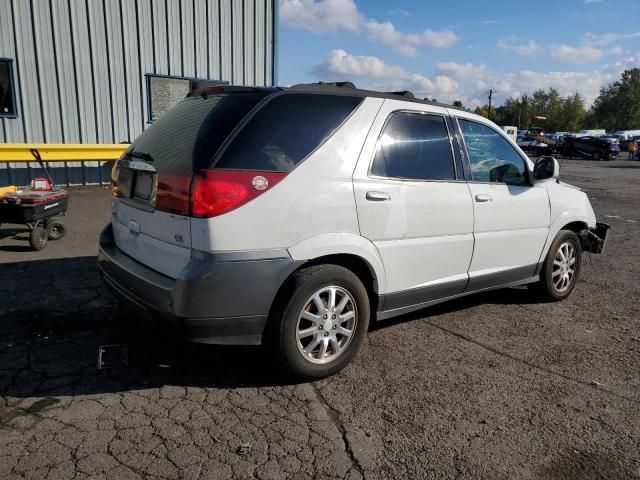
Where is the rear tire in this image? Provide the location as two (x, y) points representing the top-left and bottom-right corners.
(29, 226), (48, 251)
(529, 230), (581, 302)
(273, 264), (370, 380)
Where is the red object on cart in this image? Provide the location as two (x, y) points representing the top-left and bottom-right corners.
(30, 177), (53, 191)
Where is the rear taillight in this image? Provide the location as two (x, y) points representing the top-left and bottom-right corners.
(155, 171), (193, 215)
(190, 170), (286, 218)
(111, 159), (121, 197)
(153, 169), (286, 218)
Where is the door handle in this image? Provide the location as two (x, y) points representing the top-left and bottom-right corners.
(366, 191), (391, 202)
(474, 193), (492, 203)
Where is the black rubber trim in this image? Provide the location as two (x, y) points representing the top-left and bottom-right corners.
(377, 264), (541, 321)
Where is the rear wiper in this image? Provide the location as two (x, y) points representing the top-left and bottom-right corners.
(125, 150), (155, 163)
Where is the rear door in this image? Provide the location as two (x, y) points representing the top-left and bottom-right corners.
(353, 100), (474, 311)
(112, 92), (267, 277)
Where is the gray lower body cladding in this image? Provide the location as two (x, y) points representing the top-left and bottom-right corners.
(97, 224), (303, 345)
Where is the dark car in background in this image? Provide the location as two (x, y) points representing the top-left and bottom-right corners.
(563, 136), (620, 160)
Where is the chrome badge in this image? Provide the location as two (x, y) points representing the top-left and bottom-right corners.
(252, 175), (269, 191)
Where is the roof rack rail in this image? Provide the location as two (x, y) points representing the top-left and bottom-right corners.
(290, 81), (356, 89)
(186, 85), (280, 98)
(387, 90), (415, 99)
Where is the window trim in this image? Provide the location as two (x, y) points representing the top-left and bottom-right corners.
(209, 91), (364, 173)
(0, 57), (18, 119)
(144, 73), (228, 123)
(367, 109), (460, 183)
(454, 116), (532, 186)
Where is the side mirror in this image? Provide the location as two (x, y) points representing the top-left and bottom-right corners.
(533, 156), (560, 181)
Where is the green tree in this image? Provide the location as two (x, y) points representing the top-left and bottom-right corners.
(591, 68), (640, 131)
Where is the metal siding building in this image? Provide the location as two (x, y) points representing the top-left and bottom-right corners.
(0, 0), (277, 145)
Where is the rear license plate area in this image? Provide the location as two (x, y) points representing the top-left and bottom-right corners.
(133, 172), (154, 201)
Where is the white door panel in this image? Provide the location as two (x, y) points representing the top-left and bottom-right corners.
(467, 181), (549, 278)
(376, 232), (474, 293)
(356, 178), (474, 293)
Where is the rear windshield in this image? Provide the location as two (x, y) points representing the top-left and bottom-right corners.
(127, 93), (268, 170)
(212, 93), (363, 172)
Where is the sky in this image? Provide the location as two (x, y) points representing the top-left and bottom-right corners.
(278, 0), (640, 109)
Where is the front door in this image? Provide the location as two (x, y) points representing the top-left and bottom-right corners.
(353, 101), (475, 316)
(455, 116), (550, 290)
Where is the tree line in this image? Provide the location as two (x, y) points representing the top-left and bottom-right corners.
(462, 68), (640, 133)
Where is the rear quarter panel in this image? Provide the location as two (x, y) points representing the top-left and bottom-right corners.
(190, 97), (384, 252)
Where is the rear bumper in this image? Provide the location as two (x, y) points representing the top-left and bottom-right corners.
(97, 224), (302, 345)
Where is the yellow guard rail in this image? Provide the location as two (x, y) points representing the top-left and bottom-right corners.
(0, 143), (128, 162)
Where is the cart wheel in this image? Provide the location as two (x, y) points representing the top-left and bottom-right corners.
(46, 221), (66, 240)
(29, 226), (48, 251)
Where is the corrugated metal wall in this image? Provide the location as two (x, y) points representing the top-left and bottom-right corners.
(0, 0), (276, 145)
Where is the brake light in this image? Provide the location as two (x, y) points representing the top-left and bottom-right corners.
(190, 170), (286, 218)
(153, 169), (286, 217)
(155, 171), (193, 215)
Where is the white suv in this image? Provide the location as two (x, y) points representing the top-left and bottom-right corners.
(98, 83), (609, 379)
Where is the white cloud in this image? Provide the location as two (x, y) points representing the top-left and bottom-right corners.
(493, 70), (612, 105)
(583, 31), (640, 46)
(280, 0), (361, 33)
(280, 0), (457, 56)
(363, 20), (456, 55)
(388, 8), (410, 16)
(410, 74), (459, 96)
(498, 37), (604, 64)
(311, 49), (405, 78)
(550, 44), (602, 63)
(310, 50), (458, 98)
(497, 38), (542, 57)
(435, 62), (488, 80)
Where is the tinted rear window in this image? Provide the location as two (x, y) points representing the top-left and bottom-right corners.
(213, 93), (363, 172)
(127, 93), (266, 170)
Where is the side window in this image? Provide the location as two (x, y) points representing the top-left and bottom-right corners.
(214, 93), (362, 172)
(371, 112), (455, 180)
(458, 119), (528, 186)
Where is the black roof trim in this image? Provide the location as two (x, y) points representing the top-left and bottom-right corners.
(187, 85), (282, 98)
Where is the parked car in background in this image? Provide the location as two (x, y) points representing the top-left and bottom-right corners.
(563, 135), (620, 160)
(577, 129), (606, 137)
(98, 83), (609, 379)
(517, 136), (551, 157)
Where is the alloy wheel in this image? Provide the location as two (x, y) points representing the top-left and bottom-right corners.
(295, 286), (357, 364)
(552, 241), (577, 293)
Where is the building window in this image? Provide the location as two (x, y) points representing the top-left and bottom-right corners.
(0, 59), (17, 118)
(146, 74), (227, 122)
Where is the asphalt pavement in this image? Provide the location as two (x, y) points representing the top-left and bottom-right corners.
(1, 156), (639, 479)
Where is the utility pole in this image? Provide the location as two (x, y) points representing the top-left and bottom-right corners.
(487, 89), (493, 120)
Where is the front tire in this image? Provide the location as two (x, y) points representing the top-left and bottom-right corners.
(530, 230), (582, 301)
(274, 264), (370, 380)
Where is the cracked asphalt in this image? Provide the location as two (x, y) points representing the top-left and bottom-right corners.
(1, 157), (639, 479)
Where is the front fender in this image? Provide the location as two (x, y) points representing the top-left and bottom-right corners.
(287, 233), (387, 294)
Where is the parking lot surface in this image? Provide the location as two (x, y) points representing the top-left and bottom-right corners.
(1, 157), (639, 479)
